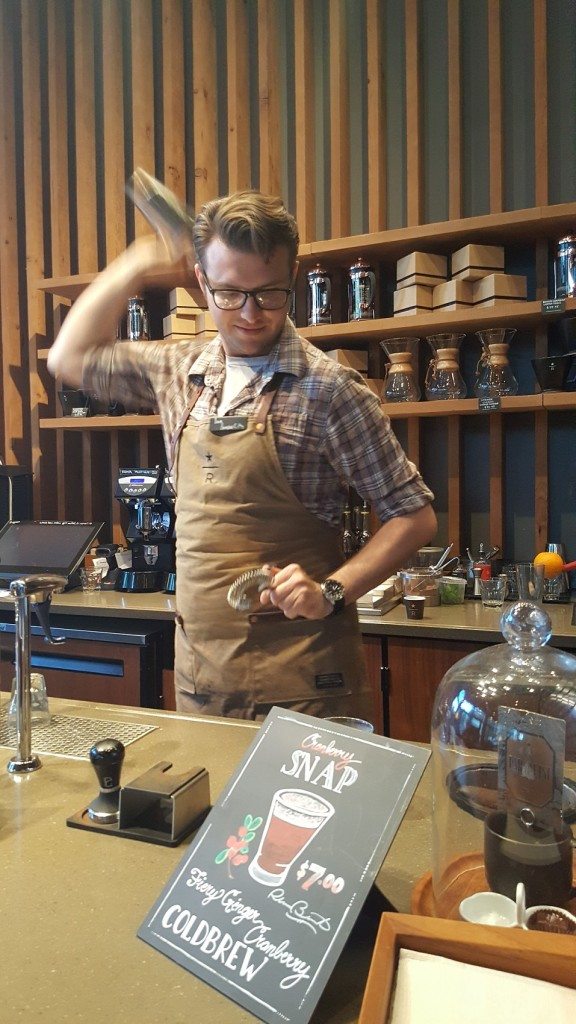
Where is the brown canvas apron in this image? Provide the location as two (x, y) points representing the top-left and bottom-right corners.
(172, 384), (371, 721)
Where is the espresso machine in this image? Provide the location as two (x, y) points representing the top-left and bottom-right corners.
(114, 467), (176, 592)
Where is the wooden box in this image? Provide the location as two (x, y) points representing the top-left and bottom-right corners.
(393, 285), (434, 316)
(451, 243), (505, 281)
(473, 272), (527, 307)
(359, 913), (576, 1024)
(433, 279), (475, 311)
(396, 251), (448, 288)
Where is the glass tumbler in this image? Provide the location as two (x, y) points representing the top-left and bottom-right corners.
(515, 563), (545, 603)
(479, 575), (508, 607)
(8, 672), (51, 726)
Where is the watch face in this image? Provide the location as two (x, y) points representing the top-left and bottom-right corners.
(322, 578), (344, 604)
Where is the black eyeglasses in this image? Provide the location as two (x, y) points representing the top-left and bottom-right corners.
(201, 270), (292, 311)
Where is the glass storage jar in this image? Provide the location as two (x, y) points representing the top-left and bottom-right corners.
(426, 602), (576, 918)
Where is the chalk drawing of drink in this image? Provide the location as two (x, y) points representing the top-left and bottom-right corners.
(248, 788), (335, 887)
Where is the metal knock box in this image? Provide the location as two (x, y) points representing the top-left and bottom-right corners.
(393, 284), (434, 316)
(473, 272), (527, 307)
(451, 243), (505, 281)
(432, 279), (475, 311)
(396, 251), (448, 289)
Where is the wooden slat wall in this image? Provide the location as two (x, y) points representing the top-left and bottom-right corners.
(405, 0), (422, 226)
(21, 0), (53, 516)
(329, 0), (351, 238)
(162, 0), (187, 202)
(366, 0), (386, 231)
(258, 0), (282, 196)
(0, 0), (572, 558)
(293, 0), (316, 241)
(0, 0), (22, 465)
(226, 0), (252, 193)
(487, 0), (504, 214)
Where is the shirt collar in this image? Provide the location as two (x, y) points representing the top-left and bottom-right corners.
(187, 318), (307, 387)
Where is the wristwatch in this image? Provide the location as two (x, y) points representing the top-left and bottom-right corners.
(320, 578), (346, 616)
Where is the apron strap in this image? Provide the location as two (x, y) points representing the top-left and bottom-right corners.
(168, 381), (204, 471)
(254, 379), (281, 434)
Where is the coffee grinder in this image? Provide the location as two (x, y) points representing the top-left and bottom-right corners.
(114, 467), (176, 592)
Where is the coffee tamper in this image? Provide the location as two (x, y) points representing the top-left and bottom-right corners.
(87, 738), (126, 824)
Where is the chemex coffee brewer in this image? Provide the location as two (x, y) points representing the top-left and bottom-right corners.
(114, 466), (176, 593)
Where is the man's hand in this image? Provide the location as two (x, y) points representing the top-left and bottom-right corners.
(259, 563), (332, 620)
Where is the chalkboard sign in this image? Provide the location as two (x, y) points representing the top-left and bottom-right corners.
(478, 394), (501, 413)
(139, 708), (429, 1024)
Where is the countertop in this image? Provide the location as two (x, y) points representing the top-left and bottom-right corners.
(26, 589), (576, 648)
(0, 697), (432, 1024)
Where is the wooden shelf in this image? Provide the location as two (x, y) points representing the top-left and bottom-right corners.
(300, 298), (576, 347)
(37, 270), (204, 304)
(39, 396), (549, 431)
(383, 394), (543, 418)
(298, 201), (576, 266)
(541, 391), (576, 410)
(39, 414), (161, 430)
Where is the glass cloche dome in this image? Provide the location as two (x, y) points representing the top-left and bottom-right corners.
(429, 601), (576, 918)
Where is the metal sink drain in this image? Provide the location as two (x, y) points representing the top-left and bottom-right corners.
(0, 704), (157, 760)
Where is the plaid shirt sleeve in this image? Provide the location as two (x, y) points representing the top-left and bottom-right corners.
(322, 371), (434, 522)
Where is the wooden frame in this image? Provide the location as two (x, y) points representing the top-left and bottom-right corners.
(359, 912), (576, 1023)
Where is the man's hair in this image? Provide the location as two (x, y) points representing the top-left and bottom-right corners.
(193, 190), (299, 268)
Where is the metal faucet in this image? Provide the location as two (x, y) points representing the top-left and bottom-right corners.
(6, 575), (67, 775)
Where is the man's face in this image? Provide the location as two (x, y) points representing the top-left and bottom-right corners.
(195, 237), (296, 357)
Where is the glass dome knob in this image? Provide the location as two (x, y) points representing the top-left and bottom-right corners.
(500, 600), (552, 651)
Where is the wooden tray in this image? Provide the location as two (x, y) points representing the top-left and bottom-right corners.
(411, 852), (576, 919)
(358, 912), (576, 1024)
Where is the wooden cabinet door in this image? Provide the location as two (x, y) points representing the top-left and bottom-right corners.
(386, 636), (487, 743)
(362, 635), (384, 734)
(0, 634), (149, 707)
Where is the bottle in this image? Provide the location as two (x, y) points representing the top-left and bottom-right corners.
(342, 503), (356, 558)
(358, 501), (372, 547)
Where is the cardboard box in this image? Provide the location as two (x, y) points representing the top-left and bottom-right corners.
(325, 349), (368, 374)
(396, 251), (448, 288)
(168, 287), (206, 312)
(163, 331), (217, 344)
(393, 285), (434, 316)
(473, 272), (527, 306)
(451, 243), (505, 281)
(163, 310), (218, 338)
(163, 312), (206, 338)
(433, 279), (475, 311)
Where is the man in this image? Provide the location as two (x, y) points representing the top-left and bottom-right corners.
(48, 190), (436, 721)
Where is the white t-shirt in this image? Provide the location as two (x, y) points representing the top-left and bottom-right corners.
(217, 355), (271, 415)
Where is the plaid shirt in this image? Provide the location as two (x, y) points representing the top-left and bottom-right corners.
(83, 319), (433, 529)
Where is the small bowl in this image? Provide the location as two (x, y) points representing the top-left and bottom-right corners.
(523, 904), (576, 934)
(438, 576), (466, 605)
(459, 891), (517, 927)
